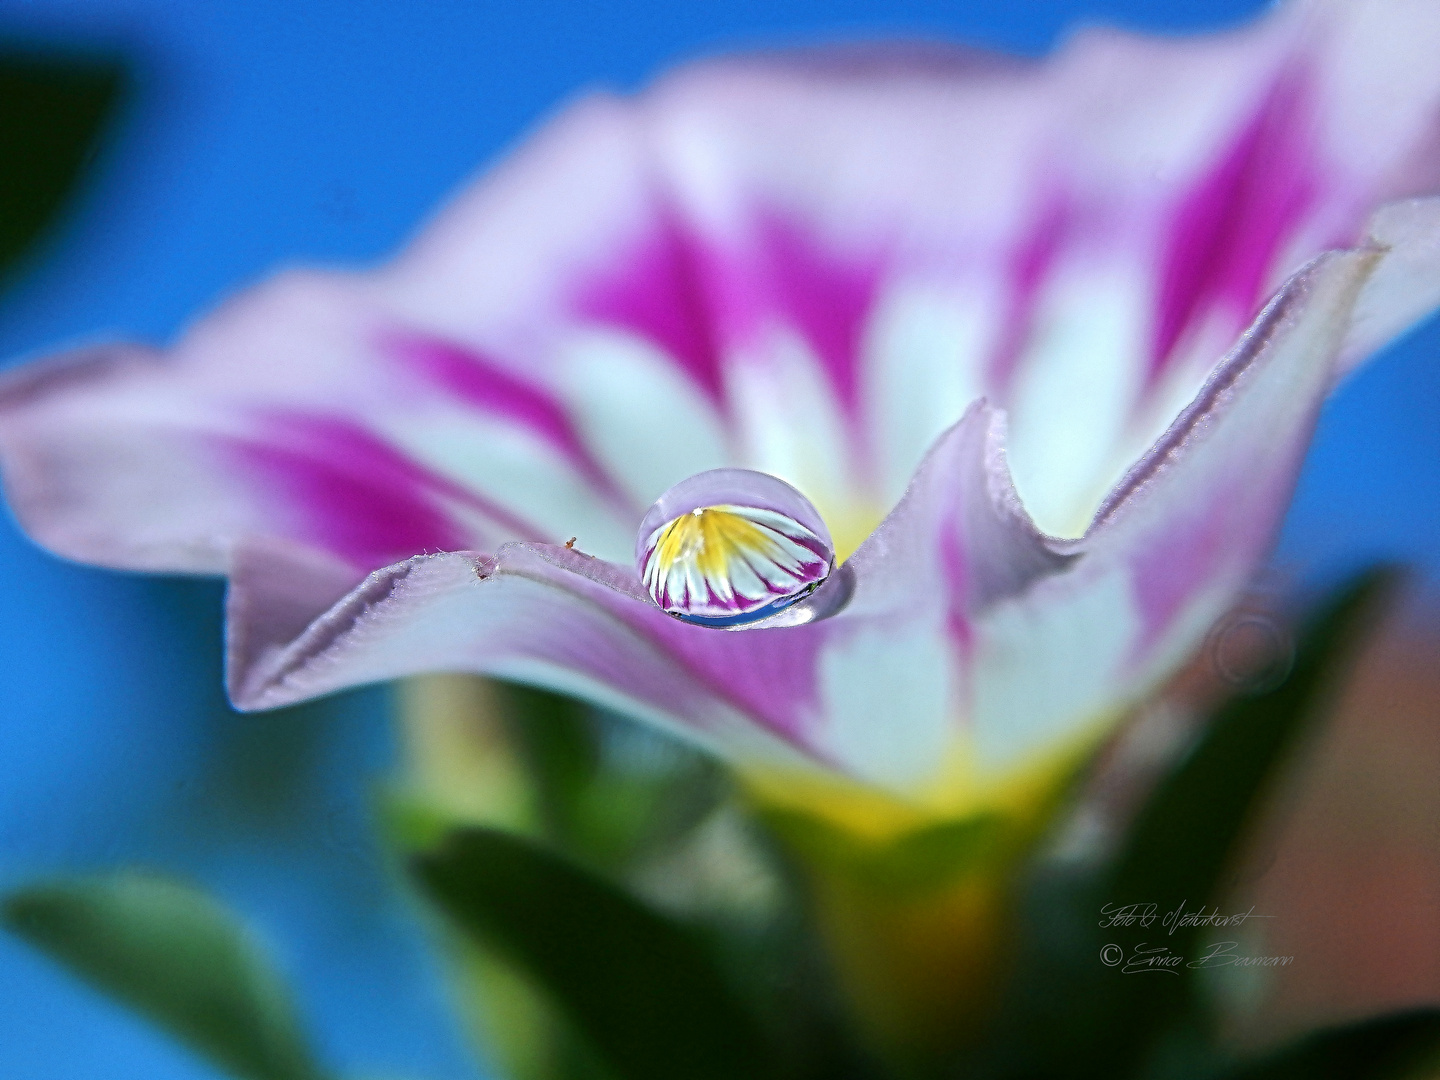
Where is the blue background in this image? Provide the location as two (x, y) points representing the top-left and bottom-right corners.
(0, 1), (1434, 1078)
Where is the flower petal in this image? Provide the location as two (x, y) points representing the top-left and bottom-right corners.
(1339, 198), (1440, 371)
(168, 200), (1440, 803)
(0, 343), (319, 574)
(395, 0), (1439, 544)
(752, 201), (1436, 791)
(217, 399), (1040, 795)
(226, 538), (822, 773)
(973, 259), (1357, 773)
(0, 273), (644, 578)
(3, 4), (1440, 807)
(8, 2), (1440, 578)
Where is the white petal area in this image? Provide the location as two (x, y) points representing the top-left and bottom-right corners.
(556, 329), (730, 508)
(838, 402), (1072, 623)
(1004, 262), (1151, 539)
(817, 620), (957, 791)
(723, 552), (766, 601)
(388, 414), (635, 563)
(833, 216), (1409, 793)
(726, 332), (855, 521)
(969, 567), (1138, 774)
(1101, 317), (1238, 514)
(0, 348), (343, 574)
(380, 95), (650, 336)
(1082, 250), (1376, 679)
(1312, 0), (1440, 194)
(864, 282), (992, 506)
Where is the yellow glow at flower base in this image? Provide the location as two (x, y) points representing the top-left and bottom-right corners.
(744, 731), (1102, 1064)
(814, 868), (1012, 1060)
(742, 719), (1103, 844)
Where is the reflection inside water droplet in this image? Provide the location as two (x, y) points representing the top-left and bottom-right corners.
(636, 469), (835, 629)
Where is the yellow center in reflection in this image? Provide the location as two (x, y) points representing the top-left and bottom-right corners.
(652, 506), (784, 584)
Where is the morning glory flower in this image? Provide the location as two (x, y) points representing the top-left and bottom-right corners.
(3, 0), (1440, 811)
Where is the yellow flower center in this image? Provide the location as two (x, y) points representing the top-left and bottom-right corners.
(650, 506), (785, 584)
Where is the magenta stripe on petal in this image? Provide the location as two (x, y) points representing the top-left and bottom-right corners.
(1129, 443), (1305, 644)
(741, 211), (884, 419)
(938, 515), (974, 651)
(987, 192), (1071, 396)
(384, 331), (632, 507)
(645, 617), (827, 747)
(226, 413), (543, 571)
(580, 206), (883, 422)
(578, 207), (727, 403)
(1150, 67), (1320, 379)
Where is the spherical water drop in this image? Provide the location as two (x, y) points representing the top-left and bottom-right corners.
(636, 469), (834, 629)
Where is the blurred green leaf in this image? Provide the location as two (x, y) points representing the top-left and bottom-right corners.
(975, 569), (1398, 1080)
(1221, 1009), (1440, 1080)
(2, 873), (328, 1080)
(0, 48), (125, 284)
(497, 684), (723, 872)
(411, 826), (780, 1080)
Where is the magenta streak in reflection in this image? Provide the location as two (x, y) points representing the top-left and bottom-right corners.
(1150, 67), (1319, 382)
(655, 550), (828, 613)
(230, 413), (546, 572)
(385, 332), (636, 514)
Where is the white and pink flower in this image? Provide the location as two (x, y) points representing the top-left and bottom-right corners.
(4, 0), (1440, 808)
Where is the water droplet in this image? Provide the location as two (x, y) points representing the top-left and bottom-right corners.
(636, 469), (834, 628)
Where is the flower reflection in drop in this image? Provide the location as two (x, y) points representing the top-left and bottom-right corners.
(637, 468), (834, 628)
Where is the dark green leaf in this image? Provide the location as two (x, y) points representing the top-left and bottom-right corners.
(497, 684), (723, 871)
(974, 569), (1398, 1080)
(1106, 568), (1399, 910)
(0, 48), (125, 284)
(1222, 1009), (1440, 1080)
(3, 874), (327, 1080)
(1096, 569), (1398, 1072)
(411, 826), (779, 1080)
